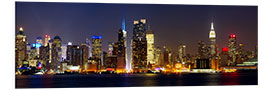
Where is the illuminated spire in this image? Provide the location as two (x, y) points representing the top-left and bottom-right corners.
(122, 18), (126, 31)
(209, 17), (216, 38)
(211, 17), (214, 30)
(211, 22), (214, 30)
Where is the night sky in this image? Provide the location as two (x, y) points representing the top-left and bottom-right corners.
(16, 2), (257, 56)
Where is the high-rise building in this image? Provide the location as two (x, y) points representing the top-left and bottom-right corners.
(220, 47), (229, 66)
(26, 43), (31, 60)
(132, 18), (147, 71)
(86, 38), (92, 58)
(146, 30), (155, 65)
(35, 37), (42, 58)
(162, 46), (170, 67)
(39, 45), (49, 67)
(209, 20), (216, 58)
(108, 42), (114, 56)
(116, 29), (126, 71)
(81, 43), (89, 70)
(43, 34), (51, 46)
(198, 40), (209, 59)
(66, 42), (72, 63)
(236, 43), (245, 64)
(154, 47), (161, 66)
(228, 34), (237, 64)
(61, 44), (67, 61)
(178, 44), (186, 63)
(92, 35), (102, 70)
(15, 27), (27, 68)
(121, 18), (128, 70)
(51, 36), (62, 72)
(69, 44), (88, 71)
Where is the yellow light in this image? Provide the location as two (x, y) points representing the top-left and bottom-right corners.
(19, 27), (23, 31)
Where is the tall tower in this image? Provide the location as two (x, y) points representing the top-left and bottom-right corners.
(92, 35), (102, 70)
(36, 37), (42, 57)
(15, 27), (27, 68)
(209, 19), (216, 58)
(198, 40), (209, 59)
(51, 36), (62, 72)
(228, 34), (237, 64)
(178, 44), (186, 63)
(121, 18), (128, 70)
(146, 29), (155, 65)
(132, 18), (147, 71)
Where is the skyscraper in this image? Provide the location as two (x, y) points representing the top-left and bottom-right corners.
(108, 42), (114, 56)
(209, 20), (216, 58)
(51, 36), (62, 72)
(228, 34), (237, 64)
(81, 43), (89, 70)
(86, 38), (92, 58)
(15, 27), (27, 69)
(132, 18), (147, 71)
(146, 29), (155, 65)
(178, 44), (186, 63)
(116, 29), (126, 71)
(121, 18), (128, 70)
(154, 47), (161, 66)
(43, 34), (51, 47)
(61, 44), (67, 60)
(92, 35), (102, 70)
(35, 37), (42, 58)
(198, 40), (209, 59)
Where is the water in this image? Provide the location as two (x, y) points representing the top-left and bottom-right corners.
(16, 72), (257, 88)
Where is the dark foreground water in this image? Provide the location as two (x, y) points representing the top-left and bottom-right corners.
(16, 72), (257, 88)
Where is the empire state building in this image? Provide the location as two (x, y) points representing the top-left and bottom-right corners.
(209, 20), (216, 58)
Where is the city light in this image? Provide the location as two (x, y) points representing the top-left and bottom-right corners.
(19, 27), (23, 31)
(230, 34), (236, 38)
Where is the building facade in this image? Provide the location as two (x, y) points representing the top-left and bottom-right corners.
(132, 18), (147, 71)
(92, 35), (102, 70)
(51, 36), (62, 72)
(15, 27), (27, 69)
(146, 30), (155, 65)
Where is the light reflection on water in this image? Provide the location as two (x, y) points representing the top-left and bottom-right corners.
(16, 72), (257, 88)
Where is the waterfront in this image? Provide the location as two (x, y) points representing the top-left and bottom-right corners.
(16, 72), (257, 88)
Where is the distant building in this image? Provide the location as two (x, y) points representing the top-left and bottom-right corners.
(108, 42), (114, 56)
(228, 34), (237, 64)
(132, 18), (147, 71)
(154, 47), (161, 66)
(209, 19), (216, 58)
(15, 27), (27, 69)
(68, 44), (89, 71)
(197, 40), (209, 59)
(178, 44), (186, 63)
(86, 38), (92, 58)
(237, 43), (245, 64)
(43, 34), (51, 47)
(51, 36), (62, 72)
(220, 47), (229, 66)
(81, 43), (89, 70)
(61, 44), (67, 60)
(105, 55), (117, 70)
(146, 29), (155, 65)
(92, 35), (102, 71)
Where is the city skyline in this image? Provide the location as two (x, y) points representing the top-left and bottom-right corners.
(16, 2), (257, 55)
(15, 2), (258, 88)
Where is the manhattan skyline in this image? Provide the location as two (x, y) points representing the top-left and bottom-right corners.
(15, 2), (257, 55)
